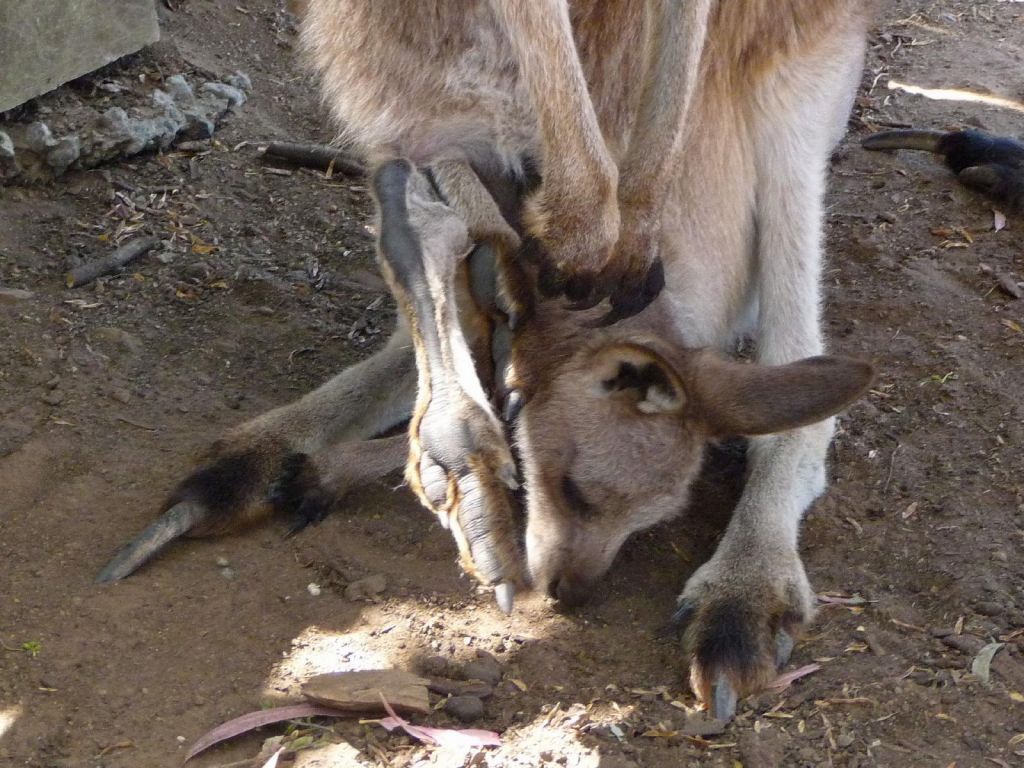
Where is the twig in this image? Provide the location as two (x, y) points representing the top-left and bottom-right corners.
(65, 236), (161, 288)
(883, 442), (901, 494)
(262, 142), (365, 176)
(116, 416), (159, 432)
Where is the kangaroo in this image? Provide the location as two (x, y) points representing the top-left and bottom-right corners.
(97, 0), (876, 720)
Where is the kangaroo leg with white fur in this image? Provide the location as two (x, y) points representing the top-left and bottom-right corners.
(670, 30), (868, 720)
(373, 159), (525, 611)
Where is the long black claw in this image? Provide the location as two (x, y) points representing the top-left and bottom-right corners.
(775, 630), (795, 669)
(711, 673), (738, 722)
(566, 295), (603, 312)
(502, 390), (525, 423)
(495, 582), (515, 614)
(592, 258), (665, 327)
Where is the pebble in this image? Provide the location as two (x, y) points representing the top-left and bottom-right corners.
(41, 390), (65, 406)
(991, 550), (1009, 563)
(444, 695), (485, 723)
(344, 573), (387, 601)
(461, 651), (503, 686)
(109, 387), (131, 404)
(737, 729), (783, 768)
(93, 327), (144, 355)
(418, 655), (449, 677)
(0, 287), (34, 304)
(976, 601), (1003, 617)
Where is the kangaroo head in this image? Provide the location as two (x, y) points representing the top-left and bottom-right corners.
(514, 332), (873, 607)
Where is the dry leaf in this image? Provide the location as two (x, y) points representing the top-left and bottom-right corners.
(185, 703), (350, 761)
(768, 663), (822, 692)
(373, 695), (501, 749)
(1001, 319), (1022, 333)
(971, 642), (1004, 685)
(902, 502), (919, 520)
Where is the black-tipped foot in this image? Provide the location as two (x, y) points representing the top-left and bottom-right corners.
(267, 453), (334, 535)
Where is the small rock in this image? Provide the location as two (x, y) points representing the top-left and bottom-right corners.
(992, 550), (1009, 563)
(215, 556), (230, 567)
(345, 573), (387, 601)
(942, 634), (985, 654)
(681, 714), (728, 737)
(0, 131), (14, 158)
(976, 601), (1003, 617)
(737, 729), (784, 768)
(417, 655), (449, 677)
(837, 732), (855, 749)
(997, 273), (1022, 300)
(41, 390), (65, 406)
(93, 327), (144, 355)
(201, 82), (247, 109)
(109, 387), (131, 404)
(0, 287), (33, 304)
(225, 71), (253, 92)
(461, 651), (503, 686)
(444, 695), (485, 723)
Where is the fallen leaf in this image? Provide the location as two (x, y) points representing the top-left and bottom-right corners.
(972, 642), (1005, 685)
(372, 695), (501, 749)
(902, 502), (919, 520)
(818, 593), (871, 606)
(994, 209), (1007, 231)
(997, 273), (1024, 299)
(1010, 692), (1024, 703)
(508, 678), (529, 692)
(1002, 319), (1022, 333)
(185, 703), (349, 761)
(768, 663), (822, 692)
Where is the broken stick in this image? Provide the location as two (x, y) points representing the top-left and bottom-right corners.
(65, 236), (161, 288)
(262, 142), (365, 176)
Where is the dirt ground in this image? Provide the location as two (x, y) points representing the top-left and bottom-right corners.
(1, 1), (1023, 766)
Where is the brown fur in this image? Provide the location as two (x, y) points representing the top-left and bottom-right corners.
(105, 0), (877, 715)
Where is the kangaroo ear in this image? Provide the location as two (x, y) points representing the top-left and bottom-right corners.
(587, 343), (686, 414)
(688, 351), (875, 437)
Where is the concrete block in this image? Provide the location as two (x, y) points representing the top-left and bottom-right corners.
(0, 1), (160, 113)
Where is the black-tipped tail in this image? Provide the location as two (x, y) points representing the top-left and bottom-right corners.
(95, 502), (207, 583)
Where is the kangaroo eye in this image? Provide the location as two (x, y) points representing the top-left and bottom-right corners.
(561, 475), (598, 520)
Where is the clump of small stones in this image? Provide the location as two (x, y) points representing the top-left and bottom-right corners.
(0, 71), (250, 183)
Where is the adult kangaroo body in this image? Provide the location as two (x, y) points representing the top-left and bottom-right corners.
(99, 0), (876, 720)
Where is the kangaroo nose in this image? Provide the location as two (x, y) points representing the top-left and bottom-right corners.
(549, 575), (590, 608)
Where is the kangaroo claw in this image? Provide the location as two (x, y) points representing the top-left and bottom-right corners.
(495, 581), (516, 614)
